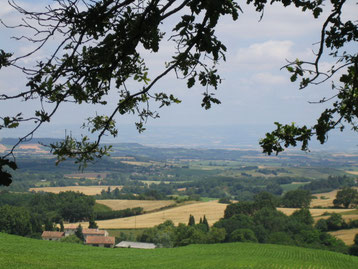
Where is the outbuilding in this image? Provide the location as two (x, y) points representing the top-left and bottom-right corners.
(85, 236), (115, 248)
(41, 231), (65, 241)
(115, 241), (156, 249)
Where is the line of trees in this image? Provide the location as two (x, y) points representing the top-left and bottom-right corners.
(95, 207), (143, 220)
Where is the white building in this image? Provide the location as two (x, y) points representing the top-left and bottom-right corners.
(115, 241), (156, 249)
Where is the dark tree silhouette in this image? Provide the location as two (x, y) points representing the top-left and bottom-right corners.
(188, 214), (195, 226)
(75, 224), (85, 241)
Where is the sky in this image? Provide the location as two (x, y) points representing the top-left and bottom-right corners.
(0, 0), (357, 149)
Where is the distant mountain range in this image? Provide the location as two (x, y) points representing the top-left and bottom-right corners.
(1, 124), (356, 151)
(0, 138), (64, 146)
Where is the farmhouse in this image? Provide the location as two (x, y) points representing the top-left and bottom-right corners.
(115, 241), (156, 249)
(82, 228), (108, 240)
(41, 231), (64, 241)
(85, 236), (115, 248)
(64, 224), (78, 236)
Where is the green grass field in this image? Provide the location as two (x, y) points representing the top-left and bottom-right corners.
(1, 233), (358, 269)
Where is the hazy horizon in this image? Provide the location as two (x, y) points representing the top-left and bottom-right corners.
(1, 123), (357, 152)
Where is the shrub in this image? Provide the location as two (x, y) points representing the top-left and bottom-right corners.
(229, 228), (257, 243)
(60, 235), (83, 244)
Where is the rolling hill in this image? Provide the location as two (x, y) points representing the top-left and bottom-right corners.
(1, 232), (358, 269)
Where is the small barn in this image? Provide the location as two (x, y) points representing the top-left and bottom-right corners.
(85, 236), (115, 248)
(41, 231), (65, 241)
(115, 241), (156, 249)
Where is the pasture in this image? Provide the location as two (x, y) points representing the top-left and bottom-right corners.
(96, 199), (176, 212)
(1, 232), (358, 269)
(29, 185), (122, 195)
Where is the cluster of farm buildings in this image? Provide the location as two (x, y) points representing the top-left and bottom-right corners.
(41, 225), (156, 249)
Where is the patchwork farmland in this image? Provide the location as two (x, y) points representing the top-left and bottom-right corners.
(77, 200), (358, 230)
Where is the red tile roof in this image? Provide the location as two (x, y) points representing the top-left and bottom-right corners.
(83, 229), (106, 235)
(64, 224), (78, 230)
(86, 236), (115, 245)
(42, 231), (64, 238)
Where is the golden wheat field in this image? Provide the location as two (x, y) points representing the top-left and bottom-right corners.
(329, 228), (358, 245)
(310, 190), (338, 207)
(277, 207), (354, 217)
(29, 185), (123, 195)
(314, 214), (358, 223)
(78, 200), (227, 229)
(346, 171), (358, 175)
(310, 188), (358, 207)
(120, 161), (153, 166)
(96, 199), (176, 212)
(72, 201), (358, 229)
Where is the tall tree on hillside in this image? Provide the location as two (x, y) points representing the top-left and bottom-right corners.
(0, 0), (356, 185)
(188, 215), (196, 226)
(203, 215), (210, 232)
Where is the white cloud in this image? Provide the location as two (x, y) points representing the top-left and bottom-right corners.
(231, 39), (314, 73)
(0, 3), (13, 16)
(216, 3), (323, 41)
(236, 40), (293, 63)
(252, 72), (287, 85)
(234, 40), (294, 72)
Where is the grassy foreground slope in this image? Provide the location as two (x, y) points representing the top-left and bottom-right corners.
(1, 233), (358, 269)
